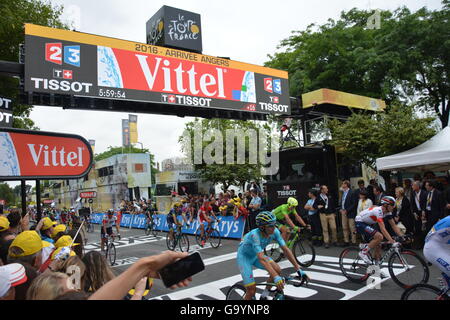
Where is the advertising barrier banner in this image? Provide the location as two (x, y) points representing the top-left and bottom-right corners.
(0, 128), (93, 179)
(91, 213), (245, 239)
(24, 24), (290, 115)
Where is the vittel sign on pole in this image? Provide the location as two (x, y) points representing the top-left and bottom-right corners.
(24, 24), (290, 115)
(0, 128), (93, 180)
(80, 191), (97, 198)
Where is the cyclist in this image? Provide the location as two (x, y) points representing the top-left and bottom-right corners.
(198, 200), (218, 247)
(355, 196), (401, 265)
(423, 215), (450, 279)
(167, 203), (187, 242)
(273, 197), (309, 242)
(144, 203), (156, 230)
(101, 209), (119, 252)
(237, 211), (310, 300)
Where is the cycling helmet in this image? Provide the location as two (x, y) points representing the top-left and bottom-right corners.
(107, 209), (114, 214)
(287, 197), (298, 207)
(256, 211), (277, 227)
(380, 196), (396, 207)
(173, 202), (182, 208)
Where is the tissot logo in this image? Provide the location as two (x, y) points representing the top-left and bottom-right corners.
(277, 185), (297, 197)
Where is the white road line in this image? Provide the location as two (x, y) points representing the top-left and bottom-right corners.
(149, 253), (411, 300)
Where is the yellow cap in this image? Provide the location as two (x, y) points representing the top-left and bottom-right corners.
(51, 224), (67, 238)
(41, 217), (57, 231)
(54, 235), (79, 248)
(0, 216), (10, 232)
(50, 247), (76, 260)
(8, 231), (45, 258)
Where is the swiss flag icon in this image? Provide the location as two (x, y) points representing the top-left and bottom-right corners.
(273, 96), (279, 103)
(63, 69), (73, 79)
(168, 95), (176, 103)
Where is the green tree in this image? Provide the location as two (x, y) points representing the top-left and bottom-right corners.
(327, 103), (438, 169)
(0, 0), (68, 129)
(95, 146), (159, 185)
(266, 2), (450, 127)
(0, 183), (16, 206)
(179, 118), (273, 191)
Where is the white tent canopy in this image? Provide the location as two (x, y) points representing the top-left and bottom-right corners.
(376, 126), (450, 172)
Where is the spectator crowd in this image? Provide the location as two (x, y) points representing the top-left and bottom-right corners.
(1, 173), (449, 300)
(0, 207), (192, 301)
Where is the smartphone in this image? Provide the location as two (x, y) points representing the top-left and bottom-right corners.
(158, 252), (205, 288)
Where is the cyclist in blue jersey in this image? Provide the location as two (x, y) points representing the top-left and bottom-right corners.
(236, 211), (310, 300)
(423, 215), (450, 278)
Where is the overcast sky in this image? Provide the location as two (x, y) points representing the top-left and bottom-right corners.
(12, 0), (441, 188)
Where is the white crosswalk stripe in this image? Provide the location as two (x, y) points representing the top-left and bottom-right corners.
(149, 254), (412, 300)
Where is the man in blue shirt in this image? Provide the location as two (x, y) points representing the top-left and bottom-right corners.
(248, 189), (262, 231)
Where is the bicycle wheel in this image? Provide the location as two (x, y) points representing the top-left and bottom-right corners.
(264, 240), (284, 263)
(151, 220), (159, 237)
(388, 250), (429, 289)
(226, 283), (247, 300)
(401, 284), (449, 300)
(179, 234), (190, 252)
(293, 239), (315, 267)
(209, 229), (221, 248)
(339, 247), (370, 283)
(107, 243), (116, 266)
(145, 224), (151, 236)
(166, 232), (176, 251)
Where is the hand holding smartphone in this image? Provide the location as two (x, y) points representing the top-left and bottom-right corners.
(158, 252), (205, 288)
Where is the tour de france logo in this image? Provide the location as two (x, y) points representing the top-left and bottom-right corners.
(167, 14), (200, 41)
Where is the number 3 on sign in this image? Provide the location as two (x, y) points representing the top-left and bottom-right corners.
(64, 46), (80, 67)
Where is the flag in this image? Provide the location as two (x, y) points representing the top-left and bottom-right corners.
(122, 119), (130, 146)
(129, 114), (138, 144)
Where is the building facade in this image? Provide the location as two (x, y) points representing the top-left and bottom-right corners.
(41, 153), (152, 212)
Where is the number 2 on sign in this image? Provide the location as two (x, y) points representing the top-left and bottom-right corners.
(264, 78), (273, 93)
(46, 43), (62, 65)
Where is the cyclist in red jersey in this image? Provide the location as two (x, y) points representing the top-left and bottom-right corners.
(198, 200), (218, 247)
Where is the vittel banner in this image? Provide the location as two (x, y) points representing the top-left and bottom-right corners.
(0, 128), (93, 179)
(80, 191), (97, 198)
(24, 24), (290, 115)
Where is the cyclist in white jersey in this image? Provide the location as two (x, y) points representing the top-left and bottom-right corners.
(423, 215), (450, 277)
(101, 209), (119, 252)
(355, 196), (400, 264)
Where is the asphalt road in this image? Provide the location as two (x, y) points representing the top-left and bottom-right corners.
(82, 225), (442, 300)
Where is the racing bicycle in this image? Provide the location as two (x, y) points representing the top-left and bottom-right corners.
(195, 218), (222, 248)
(166, 224), (190, 252)
(264, 226), (315, 267)
(145, 214), (160, 237)
(401, 272), (450, 300)
(339, 235), (429, 289)
(226, 275), (307, 300)
(104, 233), (117, 266)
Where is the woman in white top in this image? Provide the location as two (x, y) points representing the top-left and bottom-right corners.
(357, 190), (373, 216)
